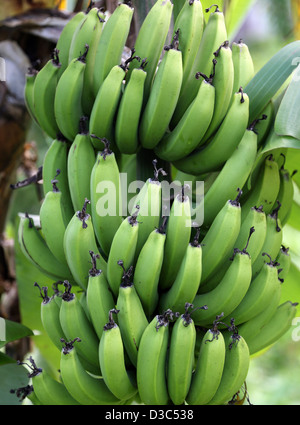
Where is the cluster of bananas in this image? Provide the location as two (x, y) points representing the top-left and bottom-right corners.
(16, 0), (298, 406)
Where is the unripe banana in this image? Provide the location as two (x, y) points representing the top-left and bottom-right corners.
(137, 310), (175, 405)
(86, 251), (115, 340)
(133, 223), (166, 318)
(192, 245), (252, 326)
(173, 88), (249, 175)
(18, 356), (79, 405)
(39, 175), (73, 266)
(18, 213), (74, 282)
(34, 283), (66, 352)
(92, 2), (134, 95)
(246, 301), (298, 355)
(60, 338), (122, 405)
(107, 208), (140, 298)
(55, 10), (86, 78)
(139, 31), (183, 149)
(207, 333), (250, 405)
(171, 4), (227, 127)
(159, 229), (203, 314)
(67, 116), (96, 213)
(231, 40), (255, 103)
(202, 40), (234, 142)
(42, 137), (74, 219)
(199, 190), (242, 287)
(115, 60), (147, 154)
(24, 66), (39, 124)
(32, 49), (61, 139)
(54, 46), (88, 141)
(276, 245), (291, 282)
(186, 320), (226, 405)
(251, 204), (283, 278)
(126, 0), (173, 103)
(90, 52), (140, 151)
(63, 199), (103, 290)
(174, 0), (204, 87)
(167, 303), (197, 405)
(241, 154), (281, 220)
(90, 137), (123, 257)
(116, 263), (149, 367)
(275, 165), (296, 226)
(99, 309), (138, 400)
(59, 281), (100, 375)
(155, 76), (215, 162)
(159, 187), (192, 291)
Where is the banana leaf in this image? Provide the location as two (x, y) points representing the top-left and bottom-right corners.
(245, 40), (300, 124)
(275, 64), (300, 140)
(224, 0), (257, 40)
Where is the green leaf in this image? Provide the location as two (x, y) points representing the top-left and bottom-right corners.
(0, 319), (33, 349)
(245, 40), (300, 124)
(275, 67), (300, 140)
(260, 129), (300, 157)
(0, 363), (29, 406)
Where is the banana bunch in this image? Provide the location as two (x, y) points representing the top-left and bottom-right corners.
(15, 0), (299, 406)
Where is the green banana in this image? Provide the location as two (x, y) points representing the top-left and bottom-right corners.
(24, 66), (39, 124)
(67, 116), (96, 213)
(68, 7), (102, 62)
(92, 2), (134, 96)
(172, 0), (186, 22)
(186, 320), (226, 405)
(154, 75), (215, 161)
(275, 165), (296, 226)
(231, 40), (255, 103)
(246, 301), (298, 355)
(32, 49), (61, 139)
(63, 198), (103, 290)
(137, 310), (175, 405)
(202, 40), (234, 142)
(99, 309), (138, 400)
(106, 208), (140, 298)
(34, 283), (66, 352)
(60, 338), (122, 405)
(59, 281), (100, 374)
(86, 251), (115, 340)
(133, 223), (166, 318)
(54, 46), (89, 141)
(116, 263), (149, 367)
(241, 154), (281, 220)
(133, 159), (166, 260)
(174, 0), (204, 87)
(167, 304), (197, 405)
(115, 60), (148, 155)
(139, 30), (183, 149)
(251, 204), (283, 278)
(207, 333), (250, 405)
(173, 88), (249, 175)
(159, 229), (203, 314)
(90, 136), (123, 257)
(90, 52), (140, 151)
(81, 9), (106, 115)
(276, 245), (291, 282)
(192, 245), (252, 326)
(18, 213), (73, 282)
(125, 0), (173, 103)
(222, 253), (281, 326)
(199, 190), (242, 287)
(39, 174), (73, 266)
(236, 278), (282, 344)
(55, 10), (86, 78)
(200, 128), (258, 226)
(171, 4), (227, 127)
(18, 356), (79, 405)
(42, 137), (73, 218)
(159, 187), (192, 291)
